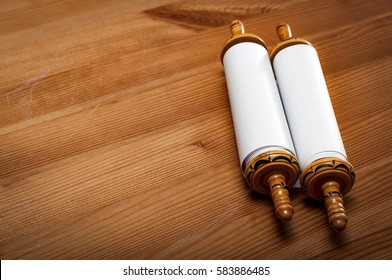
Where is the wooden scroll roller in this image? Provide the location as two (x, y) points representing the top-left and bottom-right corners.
(271, 23), (355, 231)
(221, 20), (300, 222)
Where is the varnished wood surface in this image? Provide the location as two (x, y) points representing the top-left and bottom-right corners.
(0, 0), (391, 260)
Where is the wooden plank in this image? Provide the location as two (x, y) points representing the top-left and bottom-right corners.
(1, 13), (390, 184)
(1, 0), (390, 129)
(0, 0), (391, 259)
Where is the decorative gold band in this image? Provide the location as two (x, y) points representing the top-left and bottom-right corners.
(243, 150), (300, 195)
(300, 157), (355, 201)
(221, 20), (267, 64)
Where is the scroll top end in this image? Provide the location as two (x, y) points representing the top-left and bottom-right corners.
(277, 23), (292, 41)
(230, 20), (244, 36)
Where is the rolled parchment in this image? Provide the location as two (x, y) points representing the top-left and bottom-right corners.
(271, 23), (355, 231)
(221, 21), (300, 222)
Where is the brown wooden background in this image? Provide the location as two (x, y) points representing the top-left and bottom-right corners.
(1, 0), (391, 259)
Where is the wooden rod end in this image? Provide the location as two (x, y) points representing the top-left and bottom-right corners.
(277, 23), (292, 41)
(322, 181), (348, 231)
(230, 20), (244, 36)
(268, 174), (294, 222)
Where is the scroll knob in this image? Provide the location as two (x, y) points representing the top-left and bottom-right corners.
(277, 23), (293, 41)
(322, 181), (348, 231)
(268, 174), (294, 222)
(230, 20), (244, 36)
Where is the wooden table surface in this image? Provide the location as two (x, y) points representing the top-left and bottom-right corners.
(1, 0), (391, 260)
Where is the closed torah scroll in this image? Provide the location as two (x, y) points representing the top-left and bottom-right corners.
(271, 23), (355, 231)
(221, 21), (300, 222)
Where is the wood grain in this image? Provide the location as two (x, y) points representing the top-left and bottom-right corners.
(0, 0), (391, 259)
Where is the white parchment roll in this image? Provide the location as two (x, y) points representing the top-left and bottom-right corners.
(223, 42), (295, 167)
(273, 44), (347, 170)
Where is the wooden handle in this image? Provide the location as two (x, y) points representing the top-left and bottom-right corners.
(230, 20), (244, 36)
(268, 174), (294, 222)
(221, 20), (267, 63)
(243, 150), (299, 222)
(277, 23), (292, 41)
(322, 181), (348, 231)
(271, 23), (312, 61)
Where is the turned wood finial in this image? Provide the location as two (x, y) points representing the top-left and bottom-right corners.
(243, 150), (299, 222)
(277, 23), (292, 41)
(322, 181), (347, 231)
(300, 158), (355, 231)
(271, 23), (312, 61)
(230, 20), (244, 36)
(268, 174), (294, 222)
(221, 20), (267, 63)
